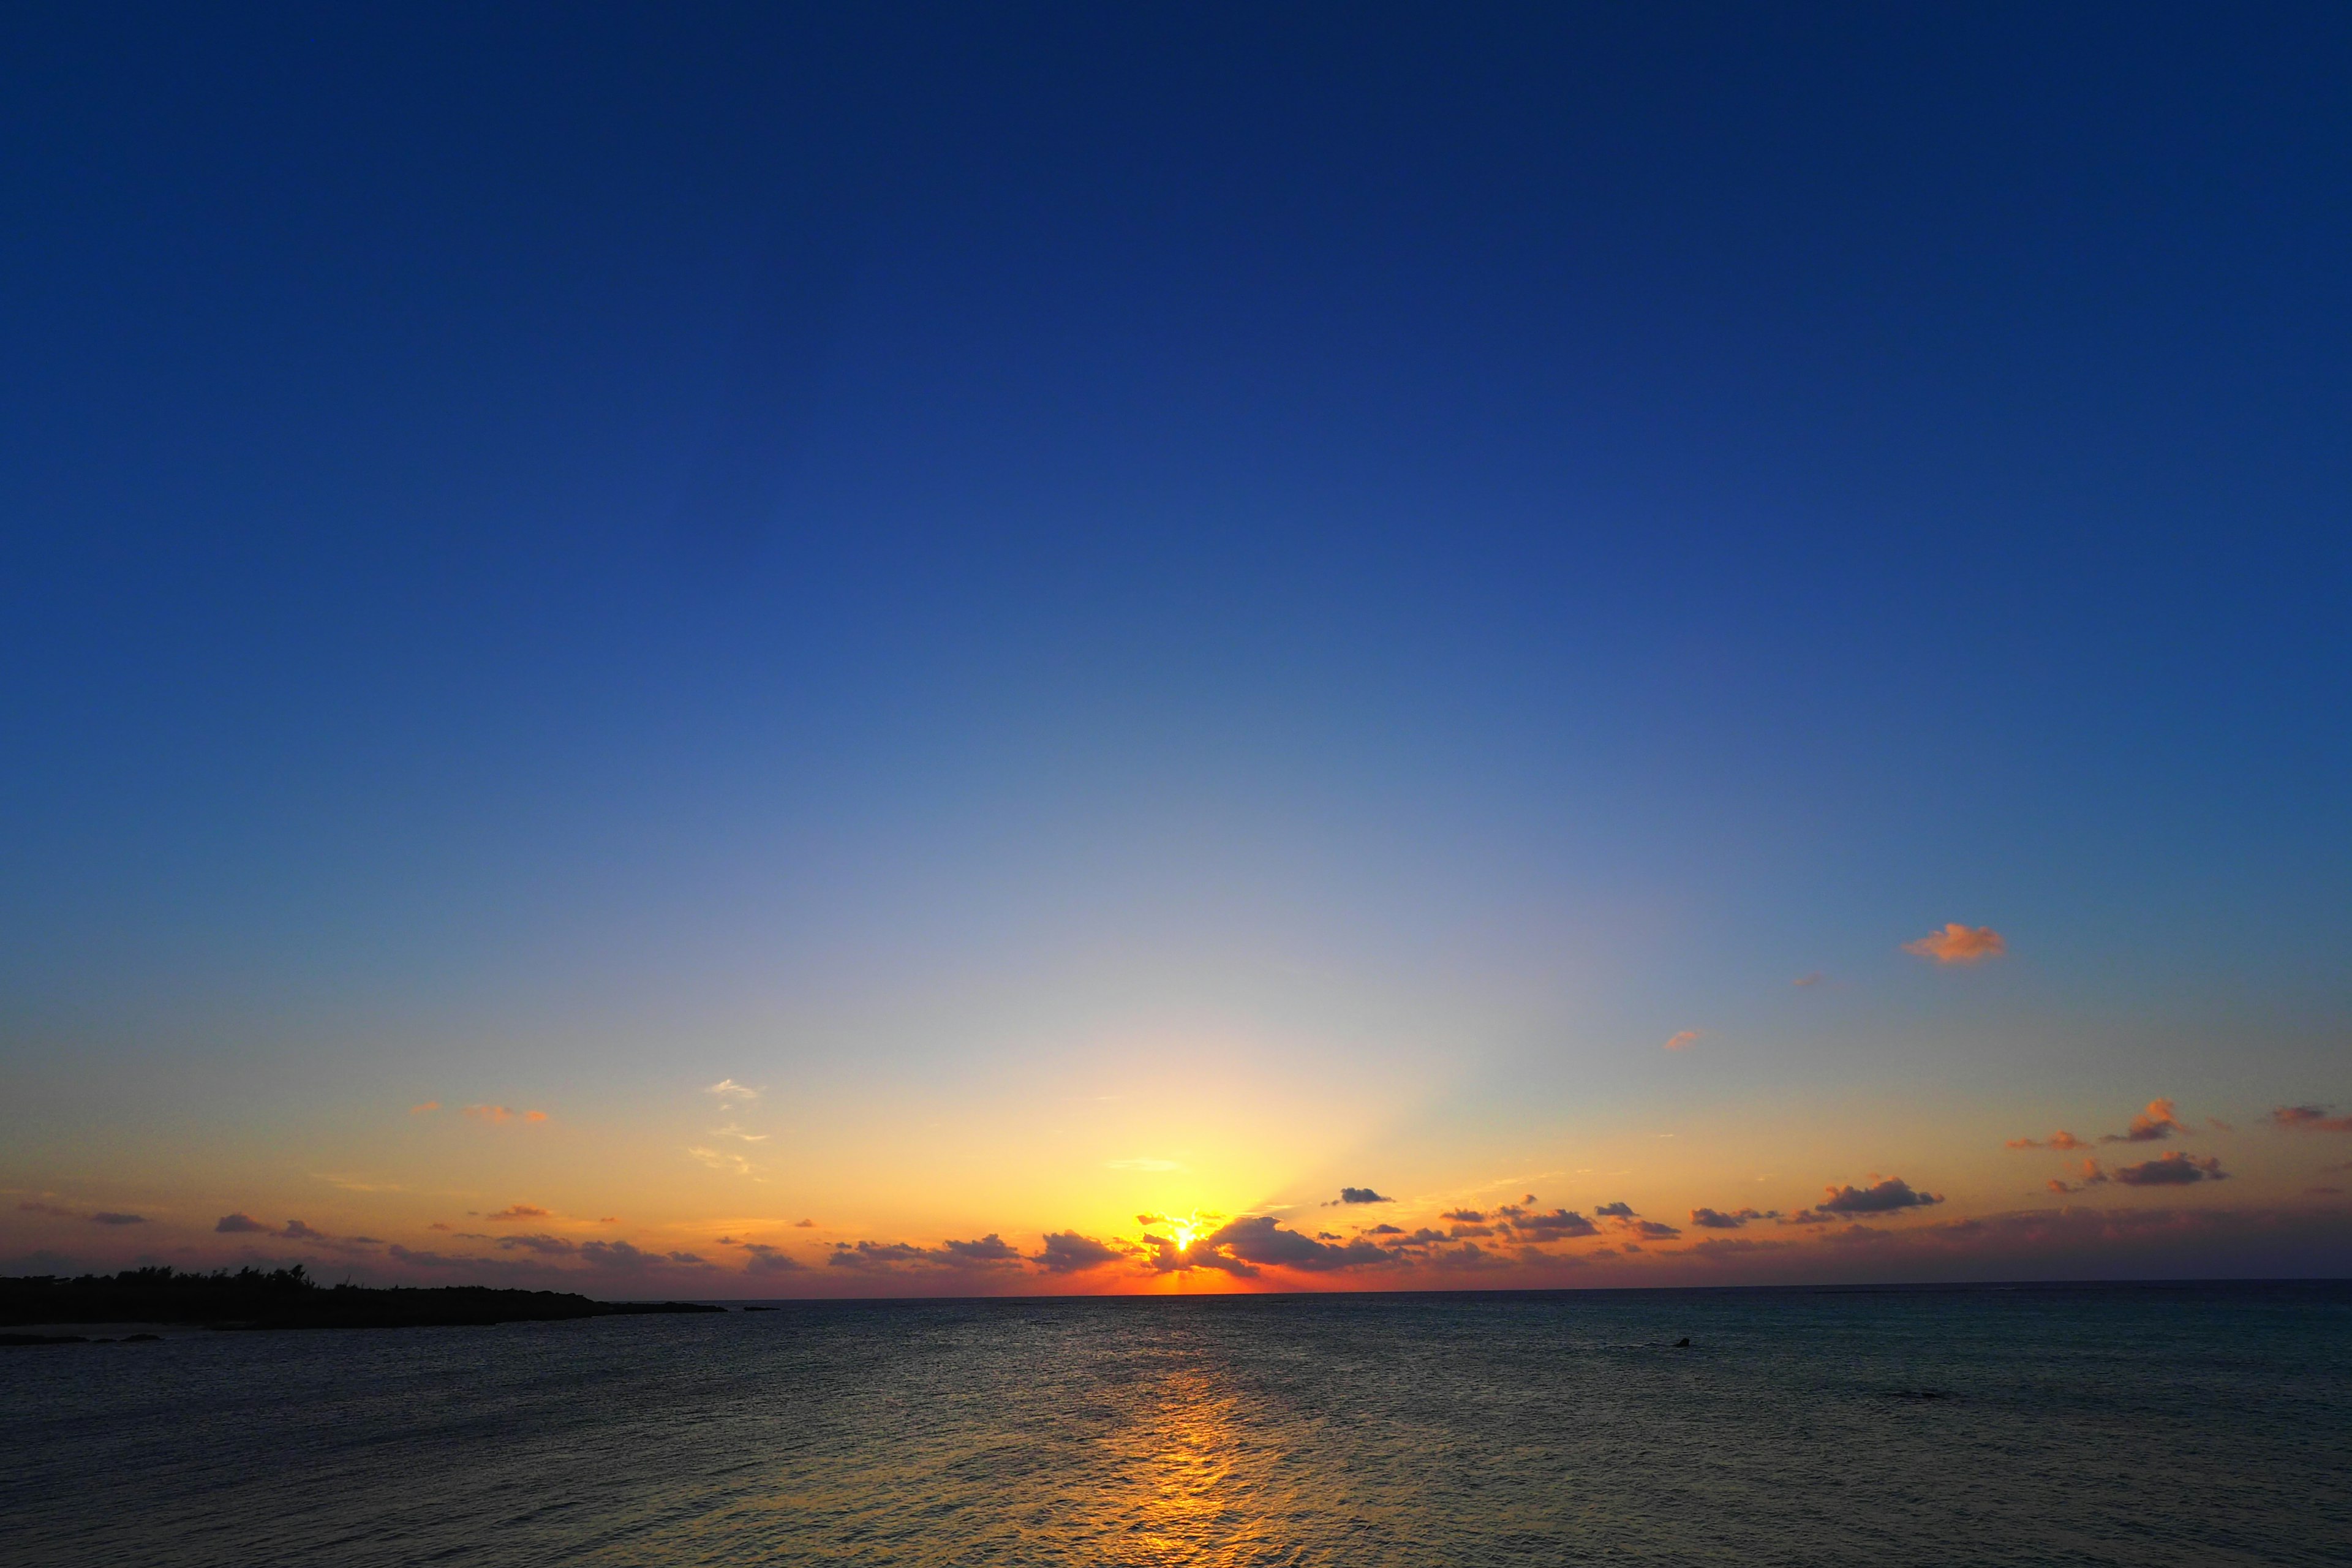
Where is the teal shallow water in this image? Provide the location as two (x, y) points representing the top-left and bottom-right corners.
(4, 1283), (2347, 1566)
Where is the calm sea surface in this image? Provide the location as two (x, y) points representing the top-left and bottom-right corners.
(4, 1283), (2347, 1566)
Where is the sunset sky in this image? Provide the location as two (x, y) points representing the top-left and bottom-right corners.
(4, 6), (2348, 1295)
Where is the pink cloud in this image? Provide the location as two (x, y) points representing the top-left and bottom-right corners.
(1662, 1030), (1701, 1052)
(2008, 1129), (2089, 1150)
(1902, 923), (2006, 964)
(2103, 1099), (2187, 1144)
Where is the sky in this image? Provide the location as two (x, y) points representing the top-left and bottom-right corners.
(3, 4), (2349, 1297)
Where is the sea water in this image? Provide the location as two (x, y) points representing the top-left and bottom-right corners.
(3, 1283), (2346, 1566)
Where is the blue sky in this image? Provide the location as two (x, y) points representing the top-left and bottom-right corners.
(4, 5), (2348, 1291)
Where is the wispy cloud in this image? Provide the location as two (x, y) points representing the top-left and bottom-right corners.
(704, 1079), (763, 1104)
(1792, 973), (1828, 988)
(2007, 1130), (2089, 1150)
(485, 1204), (551, 1221)
(464, 1105), (548, 1126)
(688, 1146), (760, 1177)
(1901, 924), (2006, 965)
(88, 1211), (146, 1226)
(410, 1101), (440, 1115)
(1662, 1030), (1701, 1052)
(2270, 1104), (2352, 1133)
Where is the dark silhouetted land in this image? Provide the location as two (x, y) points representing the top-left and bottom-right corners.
(1, 1266), (725, 1333)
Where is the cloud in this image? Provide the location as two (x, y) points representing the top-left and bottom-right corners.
(1793, 973), (1827, 988)
(316, 1174), (405, 1193)
(486, 1204), (551, 1221)
(87, 1211), (146, 1226)
(2046, 1158), (2112, 1194)
(1506, 1208), (1599, 1241)
(1793, 1178), (1945, 1220)
(826, 1235), (1025, 1272)
(710, 1124), (768, 1143)
(794, 1218), (816, 1227)
(1106, 1158), (1182, 1172)
(2007, 1131), (2089, 1151)
(580, 1239), (647, 1270)
(743, 1243), (805, 1274)
(1902, 924), (2006, 965)
(386, 1245), (469, 1268)
(688, 1146), (760, 1177)
(2114, 1153), (2227, 1186)
(665, 1252), (713, 1267)
(2104, 1099), (2187, 1144)
(1619, 1218), (1683, 1239)
(1329, 1187), (1393, 1205)
(279, 1219), (328, 1240)
(2271, 1105), (2352, 1133)
(216, 1213), (268, 1234)
(1594, 1202), (1635, 1218)
(1208, 1215), (1392, 1273)
(705, 1079), (763, 1102)
(1440, 1208), (1484, 1223)
(1691, 1207), (1777, 1229)
(1366, 1223), (1404, 1235)
(464, 1105), (547, 1126)
(494, 1233), (577, 1255)
(410, 1101), (440, 1114)
(1662, 1031), (1701, 1052)
(1033, 1231), (1124, 1274)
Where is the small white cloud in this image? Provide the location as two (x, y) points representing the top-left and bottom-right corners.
(688, 1146), (760, 1177)
(705, 1079), (763, 1102)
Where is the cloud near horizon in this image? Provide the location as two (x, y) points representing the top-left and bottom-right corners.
(1902, 924), (2006, 964)
(1788, 1177), (1943, 1223)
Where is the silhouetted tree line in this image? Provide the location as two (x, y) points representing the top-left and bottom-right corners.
(1, 1265), (722, 1329)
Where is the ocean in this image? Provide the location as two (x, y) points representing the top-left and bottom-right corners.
(4, 1283), (2346, 1566)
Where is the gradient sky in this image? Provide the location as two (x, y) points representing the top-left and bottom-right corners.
(5, 4), (2349, 1295)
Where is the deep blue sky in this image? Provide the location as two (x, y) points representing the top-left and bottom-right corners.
(3, 6), (2348, 1283)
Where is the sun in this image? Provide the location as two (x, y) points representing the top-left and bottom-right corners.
(1172, 1221), (1197, 1252)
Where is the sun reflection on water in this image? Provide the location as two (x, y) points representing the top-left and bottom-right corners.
(1074, 1365), (1292, 1567)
